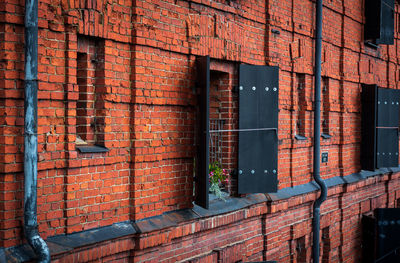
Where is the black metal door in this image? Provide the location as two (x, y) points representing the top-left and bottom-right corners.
(238, 65), (279, 194)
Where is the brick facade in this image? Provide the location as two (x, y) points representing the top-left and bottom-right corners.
(1, 0), (400, 262)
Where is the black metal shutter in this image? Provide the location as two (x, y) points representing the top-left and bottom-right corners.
(376, 88), (399, 168)
(195, 56), (210, 209)
(379, 0), (394, 45)
(238, 65), (279, 194)
(376, 128), (398, 168)
(361, 84), (378, 171)
(362, 85), (399, 170)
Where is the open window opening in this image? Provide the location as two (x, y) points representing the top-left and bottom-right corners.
(76, 36), (108, 153)
(194, 56), (279, 209)
(209, 70), (238, 198)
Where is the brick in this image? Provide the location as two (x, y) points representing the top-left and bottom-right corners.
(1, 1), (400, 262)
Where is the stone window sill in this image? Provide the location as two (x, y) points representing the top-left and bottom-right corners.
(76, 145), (109, 153)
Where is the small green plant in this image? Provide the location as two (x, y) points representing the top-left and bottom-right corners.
(209, 162), (228, 200)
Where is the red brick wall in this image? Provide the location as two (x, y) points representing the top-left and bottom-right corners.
(47, 172), (400, 263)
(1, 0), (400, 262)
(0, 0), (134, 245)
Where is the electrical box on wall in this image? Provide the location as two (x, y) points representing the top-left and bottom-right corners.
(321, 152), (328, 163)
(361, 85), (400, 171)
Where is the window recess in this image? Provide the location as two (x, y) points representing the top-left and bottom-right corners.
(364, 0), (394, 45)
(75, 36), (108, 153)
(361, 85), (400, 171)
(321, 77), (332, 139)
(295, 73), (307, 140)
(194, 56), (279, 209)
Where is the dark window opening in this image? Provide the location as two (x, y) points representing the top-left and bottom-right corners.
(296, 236), (307, 263)
(322, 227), (331, 263)
(364, 0), (394, 45)
(362, 209), (400, 263)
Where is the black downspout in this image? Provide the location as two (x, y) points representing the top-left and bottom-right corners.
(24, 0), (51, 261)
(312, 0), (327, 262)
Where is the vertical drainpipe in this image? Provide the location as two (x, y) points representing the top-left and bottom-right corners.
(312, 0), (327, 262)
(24, 0), (51, 261)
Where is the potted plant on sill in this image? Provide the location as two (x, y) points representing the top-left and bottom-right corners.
(209, 161), (228, 200)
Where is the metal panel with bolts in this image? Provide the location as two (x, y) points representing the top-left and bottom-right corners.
(238, 65), (279, 194)
(238, 130), (278, 193)
(376, 128), (398, 168)
(389, 89), (400, 127)
(378, 0), (395, 45)
(377, 88), (391, 127)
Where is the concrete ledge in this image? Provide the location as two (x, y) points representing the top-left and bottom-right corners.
(0, 222), (136, 262)
(2, 166), (399, 262)
(268, 167), (400, 201)
(48, 221), (136, 249)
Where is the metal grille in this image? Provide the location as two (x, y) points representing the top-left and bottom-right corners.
(209, 119), (225, 165)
